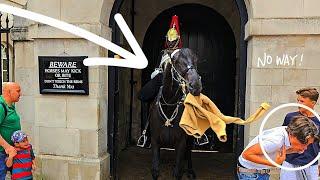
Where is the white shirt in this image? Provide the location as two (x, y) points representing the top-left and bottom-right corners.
(238, 126), (291, 170)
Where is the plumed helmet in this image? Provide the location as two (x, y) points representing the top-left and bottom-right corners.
(165, 15), (182, 48)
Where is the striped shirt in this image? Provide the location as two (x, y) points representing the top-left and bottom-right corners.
(12, 145), (34, 180)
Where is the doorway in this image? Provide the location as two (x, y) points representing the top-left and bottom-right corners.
(142, 4), (236, 153)
(107, 1), (248, 179)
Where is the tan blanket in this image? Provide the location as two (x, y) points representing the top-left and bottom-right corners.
(179, 93), (270, 142)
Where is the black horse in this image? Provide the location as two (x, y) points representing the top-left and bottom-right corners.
(149, 48), (202, 180)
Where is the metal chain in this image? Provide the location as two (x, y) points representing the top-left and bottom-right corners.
(156, 48), (190, 127)
(171, 66), (188, 98)
(161, 93), (179, 106)
(158, 102), (180, 127)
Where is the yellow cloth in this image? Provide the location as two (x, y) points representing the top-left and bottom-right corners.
(179, 93), (270, 142)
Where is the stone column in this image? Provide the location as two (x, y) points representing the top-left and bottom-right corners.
(11, 0), (111, 179)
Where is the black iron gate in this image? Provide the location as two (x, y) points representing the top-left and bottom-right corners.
(0, 12), (13, 92)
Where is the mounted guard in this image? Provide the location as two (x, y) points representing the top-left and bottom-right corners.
(137, 15), (184, 147)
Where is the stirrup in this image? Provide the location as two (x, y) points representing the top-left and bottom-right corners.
(195, 134), (209, 146)
(137, 130), (148, 147)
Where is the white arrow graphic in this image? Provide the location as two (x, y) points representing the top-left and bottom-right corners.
(0, 4), (148, 69)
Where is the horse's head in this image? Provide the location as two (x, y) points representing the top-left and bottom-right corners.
(171, 48), (202, 96)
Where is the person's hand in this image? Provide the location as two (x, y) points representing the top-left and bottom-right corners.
(274, 146), (286, 165)
(32, 163), (36, 171)
(8, 149), (16, 158)
(4, 145), (16, 155)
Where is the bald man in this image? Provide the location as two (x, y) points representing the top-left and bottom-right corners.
(0, 82), (21, 178)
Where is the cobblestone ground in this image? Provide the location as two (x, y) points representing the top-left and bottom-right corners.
(117, 147), (235, 180)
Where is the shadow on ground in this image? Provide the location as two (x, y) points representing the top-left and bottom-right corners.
(117, 147), (235, 180)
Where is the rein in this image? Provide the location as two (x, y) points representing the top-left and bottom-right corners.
(157, 86), (181, 127)
(156, 49), (197, 127)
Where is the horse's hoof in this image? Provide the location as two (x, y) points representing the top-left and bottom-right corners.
(152, 174), (159, 180)
(151, 169), (159, 180)
(172, 169), (182, 180)
(186, 169), (196, 180)
(152, 175), (158, 180)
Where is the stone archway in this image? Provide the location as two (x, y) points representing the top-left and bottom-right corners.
(142, 3), (237, 153)
(108, 0), (249, 178)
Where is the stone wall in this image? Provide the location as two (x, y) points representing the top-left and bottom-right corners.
(245, 0), (320, 150)
(10, 0), (111, 179)
(245, 1), (320, 179)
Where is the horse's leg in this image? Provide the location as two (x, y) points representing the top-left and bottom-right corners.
(151, 141), (160, 180)
(173, 140), (186, 180)
(186, 138), (196, 179)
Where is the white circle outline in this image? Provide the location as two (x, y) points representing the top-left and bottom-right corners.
(258, 103), (320, 171)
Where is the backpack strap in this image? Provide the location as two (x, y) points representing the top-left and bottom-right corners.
(0, 102), (7, 119)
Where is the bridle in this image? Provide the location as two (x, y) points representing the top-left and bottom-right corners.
(156, 49), (200, 127)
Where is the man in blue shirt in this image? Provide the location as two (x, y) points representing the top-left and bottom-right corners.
(281, 87), (320, 180)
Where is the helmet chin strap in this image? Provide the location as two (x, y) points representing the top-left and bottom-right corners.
(166, 36), (180, 50)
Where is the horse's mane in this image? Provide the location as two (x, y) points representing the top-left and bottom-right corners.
(162, 48), (198, 74)
(161, 48), (198, 94)
(172, 48), (198, 65)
